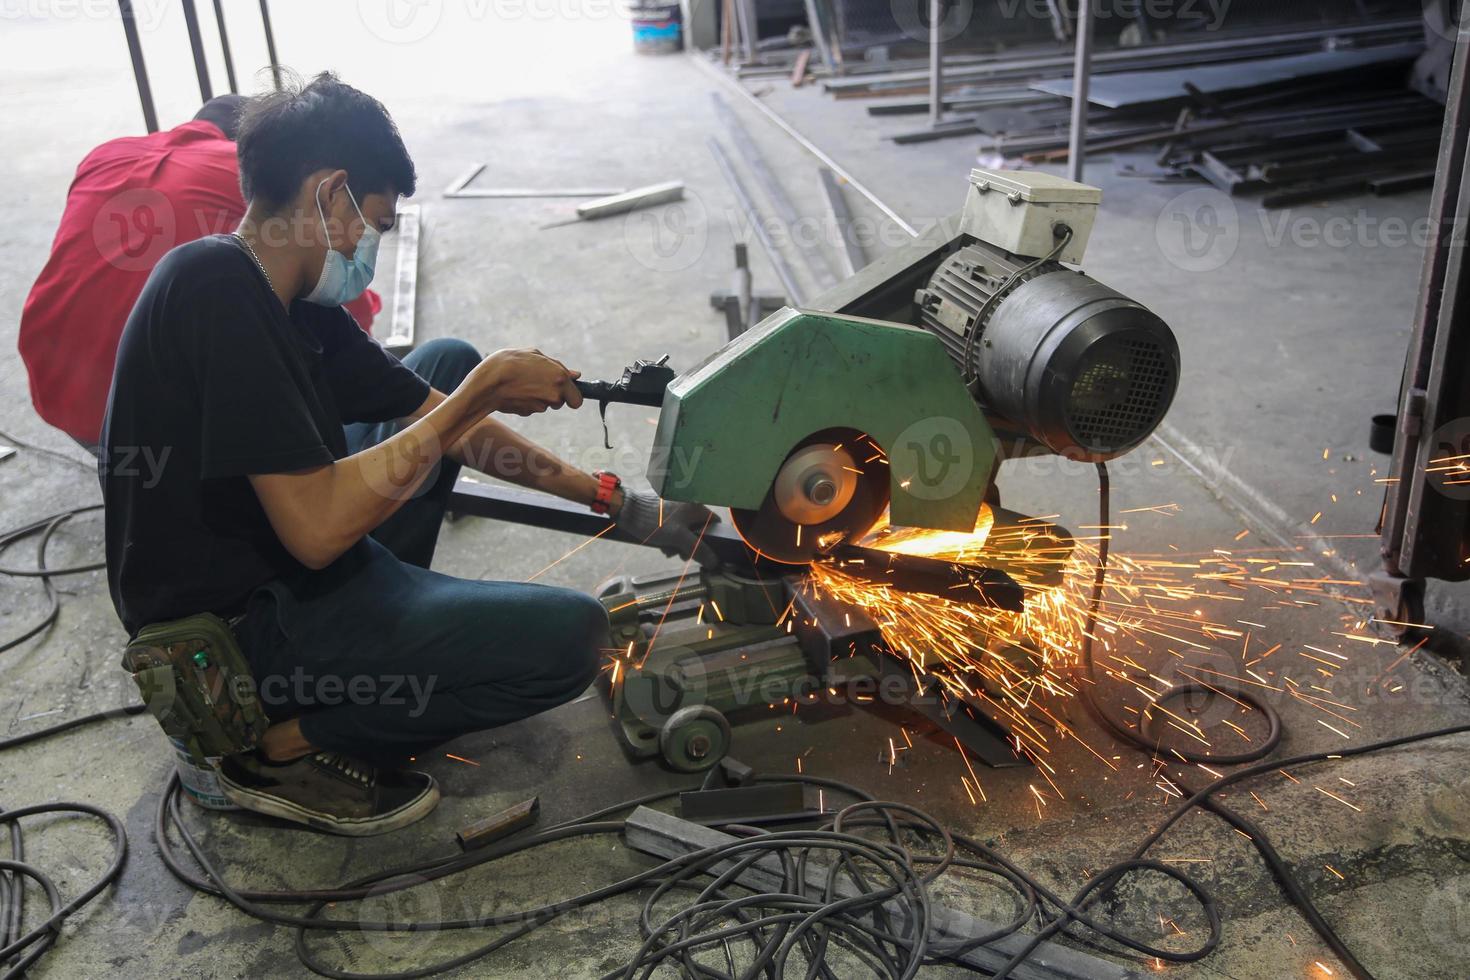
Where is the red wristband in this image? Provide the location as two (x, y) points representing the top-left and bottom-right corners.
(591, 471), (621, 516)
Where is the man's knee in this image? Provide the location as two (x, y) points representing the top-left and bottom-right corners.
(407, 338), (482, 391)
(543, 591), (608, 691)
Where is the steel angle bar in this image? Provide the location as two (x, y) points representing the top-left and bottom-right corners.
(443, 164), (623, 199)
(711, 94), (838, 290)
(384, 205), (420, 352)
(707, 137), (805, 303)
(817, 168), (865, 276)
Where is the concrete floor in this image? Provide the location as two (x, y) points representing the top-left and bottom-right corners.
(2, 4), (1470, 978)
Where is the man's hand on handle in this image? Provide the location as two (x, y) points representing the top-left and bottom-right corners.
(455, 352), (721, 567)
(463, 348), (583, 417)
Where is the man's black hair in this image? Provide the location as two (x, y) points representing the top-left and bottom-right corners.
(193, 94), (248, 141)
(235, 72), (416, 210)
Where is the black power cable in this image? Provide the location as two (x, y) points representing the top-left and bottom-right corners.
(0, 802), (128, 980)
(0, 504), (104, 654)
(0, 493), (119, 978)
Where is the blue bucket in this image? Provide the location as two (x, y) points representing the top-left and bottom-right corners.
(632, 4), (681, 54)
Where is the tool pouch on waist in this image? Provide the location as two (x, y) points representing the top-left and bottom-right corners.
(120, 612), (269, 765)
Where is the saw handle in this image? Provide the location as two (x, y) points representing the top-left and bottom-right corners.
(575, 355), (675, 448)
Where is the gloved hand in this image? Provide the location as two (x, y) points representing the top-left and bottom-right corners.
(615, 486), (720, 567)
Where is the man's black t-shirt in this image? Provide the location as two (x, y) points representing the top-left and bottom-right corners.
(101, 235), (431, 636)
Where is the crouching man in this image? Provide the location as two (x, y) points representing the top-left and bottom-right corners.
(102, 73), (712, 835)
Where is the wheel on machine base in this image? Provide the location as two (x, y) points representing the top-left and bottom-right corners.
(658, 705), (731, 773)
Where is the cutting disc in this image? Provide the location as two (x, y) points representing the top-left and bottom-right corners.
(730, 438), (891, 564)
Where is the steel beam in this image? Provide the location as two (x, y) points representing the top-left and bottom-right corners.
(802, 0), (835, 75)
(689, 54), (919, 237)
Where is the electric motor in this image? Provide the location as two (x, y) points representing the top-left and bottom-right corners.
(915, 241), (1179, 461)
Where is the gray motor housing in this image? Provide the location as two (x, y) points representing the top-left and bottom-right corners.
(916, 241), (1179, 461)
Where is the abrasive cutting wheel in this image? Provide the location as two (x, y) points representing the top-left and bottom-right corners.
(730, 433), (890, 563)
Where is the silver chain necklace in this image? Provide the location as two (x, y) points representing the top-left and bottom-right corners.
(232, 232), (275, 293)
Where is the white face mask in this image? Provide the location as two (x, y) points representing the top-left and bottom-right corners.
(304, 179), (380, 307)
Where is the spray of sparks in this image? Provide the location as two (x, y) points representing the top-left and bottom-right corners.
(802, 500), (1386, 788)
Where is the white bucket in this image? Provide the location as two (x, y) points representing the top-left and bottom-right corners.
(170, 737), (239, 810)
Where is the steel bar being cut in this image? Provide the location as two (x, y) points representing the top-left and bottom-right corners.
(820, 543), (1026, 611)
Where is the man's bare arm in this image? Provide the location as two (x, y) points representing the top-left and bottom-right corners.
(410, 387), (623, 512)
(249, 349), (580, 570)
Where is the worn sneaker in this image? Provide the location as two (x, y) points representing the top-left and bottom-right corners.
(217, 751), (440, 836)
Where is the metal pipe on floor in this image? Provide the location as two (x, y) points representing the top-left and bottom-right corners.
(117, 0), (158, 133)
(181, 0), (214, 102)
(1067, 0), (1095, 183)
(213, 0), (238, 94)
(708, 137), (805, 303)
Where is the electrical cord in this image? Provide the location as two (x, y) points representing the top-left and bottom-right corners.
(0, 705), (147, 753)
(0, 494), (131, 979)
(0, 504), (105, 653)
(0, 428), (95, 474)
(0, 802), (128, 980)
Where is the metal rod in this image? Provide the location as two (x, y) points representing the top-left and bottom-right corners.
(384, 205), (420, 352)
(1044, 0), (1069, 41)
(690, 53), (919, 236)
(817, 168), (865, 276)
(735, 0), (756, 62)
(928, 0), (944, 126)
(446, 479), (766, 568)
(819, 18), (1424, 93)
(711, 94), (838, 290)
(117, 0), (158, 133)
(733, 243), (754, 333)
(802, 0), (835, 75)
(258, 0), (282, 90)
(575, 181), (685, 221)
(212, 0), (238, 93)
(1067, 0), (1095, 183)
(181, 0), (213, 102)
(708, 137), (806, 304)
